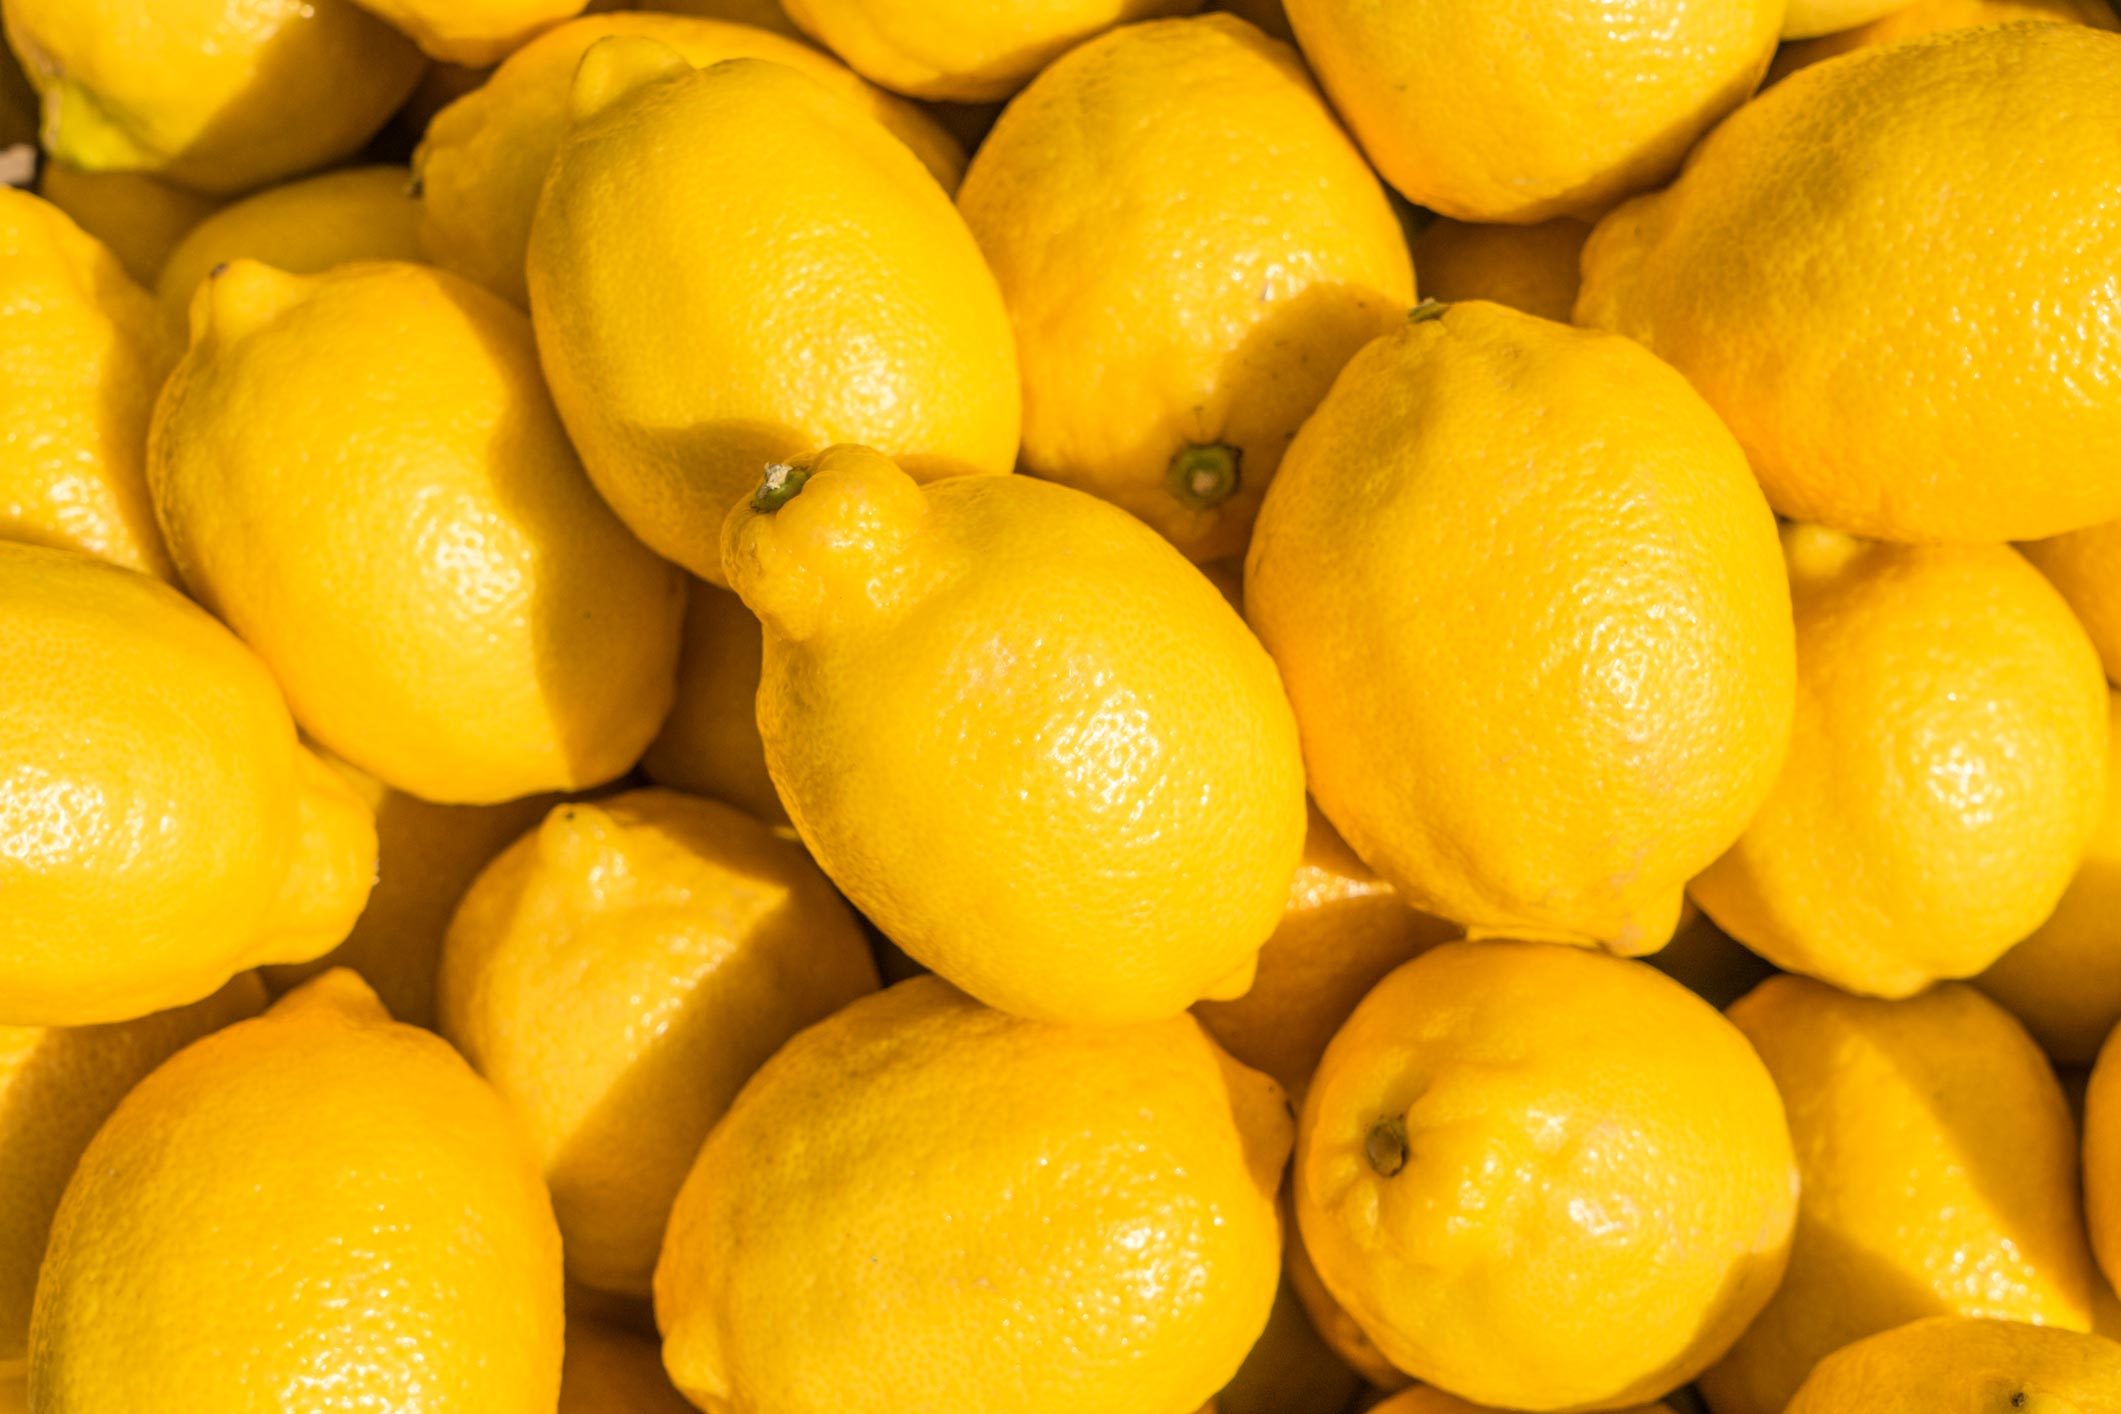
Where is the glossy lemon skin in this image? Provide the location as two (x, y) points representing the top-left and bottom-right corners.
(1782, 1317), (2121, 1413)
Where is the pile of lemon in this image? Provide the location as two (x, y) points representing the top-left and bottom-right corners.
(3, 0), (2121, 1410)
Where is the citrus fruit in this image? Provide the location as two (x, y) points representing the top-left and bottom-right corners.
(1770, 0), (2114, 78)
(1782, 1317), (2121, 1412)
(34, 164), (216, 287)
(641, 580), (785, 825)
(2088, 1025), (2121, 1295)
(350, 0), (589, 64)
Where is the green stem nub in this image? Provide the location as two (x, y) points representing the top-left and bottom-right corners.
(1366, 1115), (1409, 1178)
(1409, 298), (1447, 324)
(1167, 442), (1242, 511)
(752, 461), (812, 514)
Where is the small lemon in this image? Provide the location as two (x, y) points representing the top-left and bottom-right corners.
(155, 166), (425, 321)
(1704, 977), (2097, 1414)
(2, 0), (425, 195)
(2089, 1026), (2121, 1297)
(957, 14), (1411, 561)
(1411, 218), (1591, 324)
(641, 580), (785, 825)
(1783, 1317), (2121, 1413)
(349, 0), (590, 64)
(724, 444), (1306, 1024)
(438, 789), (879, 1299)
(1297, 940), (1798, 1411)
(1246, 301), (1794, 952)
(562, 1318), (695, 1414)
(1692, 529), (2108, 999)
(0, 543), (374, 1026)
(655, 975), (1291, 1414)
(34, 165), (217, 288)
(1213, 1271), (1365, 1414)
(416, 11), (963, 308)
(1771, 0), (2114, 78)
(149, 259), (685, 804)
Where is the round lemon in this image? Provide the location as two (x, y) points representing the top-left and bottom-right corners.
(957, 13), (1411, 561)
(561, 1318), (695, 1414)
(149, 259), (685, 804)
(1771, 0), (2115, 78)
(1704, 977), (2097, 1414)
(1783, 1317), (2121, 1412)
(655, 975), (1291, 1414)
(1692, 528), (2108, 999)
(0, 543), (375, 1026)
(34, 165), (217, 288)
(1245, 301), (1794, 952)
(1297, 940), (1798, 1410)
(641, 580), (785, 825)
(1411, 218), (1591, 324)
(724, 444), (1306, 1024)
(350, 0), (589, 64)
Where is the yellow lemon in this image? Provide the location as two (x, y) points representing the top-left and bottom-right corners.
(780, 0), (1206, 100)
(1703, 977), (2096, 1414)
(438, 789), (880, 1299)
(1692, 529), (2108, 999)
(1785, 0), (1915, 36)
(416, 11), (963, 307)
(1374, 1392), (1676, 1414)
(350, 0), (589, 64)
(724, 444), (1306, 1024)
(1214, 1271), (1365, 1414)
(1283, 1199), (1412, 1391)
(1410, 218), (1590, 324)
(562, 1318), (695, 1414)
(0, 189), (173, 576)
(1297, 940), (1798, 1411)
(2091, 1027), (2121, 1296)
(1246, 301), (1793, 952)
(957, 15), (1410, 561)
(1578, 23), (2121, 543)
(154, 166), (425, 321)
(0, 544), (374, 1026)
(27, 972), (563, 1410)
(1194, 804), (1458, 1102)
(2, 0), (425, 195)
(0, 975), (264, 1375)
(149, 259), (685, 804)
(1214, 0), (1294, 40)
(530, 46), (1016, 585)
(1282, 0), (1778, 222)
(655, 975), (1291, 1414)
(34, 165), (217, 287)
(641, 580), (785, 825)
(2026, 517), (2121, 685)
(1783, 1317), (2121, 1413)
(1771, 0), (2114, 77)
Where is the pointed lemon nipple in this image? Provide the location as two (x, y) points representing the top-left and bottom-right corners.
(570, 35), (693, 128)
(1168, 442), (1241, 511)
(192, 260), (311, 349)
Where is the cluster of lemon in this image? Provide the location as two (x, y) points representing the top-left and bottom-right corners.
(3, 0), (2121, 1410)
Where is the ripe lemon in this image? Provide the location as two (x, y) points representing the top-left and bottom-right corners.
(2, 0), (425, 195)
(1194, 804), (1457, 1102)
(781, 0), (1206, 100)
(34, 165), (217, 288)
(149, 259), (685, 804)
(155, 166), (425, 320)
(1771, 0), (2114, 77)
(1213, 1272), (1364, 1414)
(28, 972), (564, 1410)
(562, 1318), (695, 1414)
(0, 189), (173, 576)
(724, 444), (1306, 1024)
(0, 974), (264, 1375)
(350, 0), (589, 64)
(642, 580), (785, 825)
(1374, 1392), (1676, 1414)
(416, 11), (964, 308)
(1692, 528), (2108, 999)
(1704, 977), (2097, 1414)
(957, 14), (1411, 561)
(0, 543), (374, 1026)
(2090, 1027), (2121, 1297)
(1297, 941), (1797, 1410)
(1783, 1317), (2121, 1412)
(1411, 218), (1590, 324)
(438, 789), (879, 1299)
(530, 45), (1017, 585)
(655, 975), (1291, 1414)
(2026, 517), (2121, 684)
(1578, 23), (2121, 543)
(1246, 301), (1793, 952)
(1282, 0), (1778, 222)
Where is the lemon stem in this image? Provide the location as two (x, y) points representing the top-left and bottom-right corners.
(1366, 1115), (1408, 1177)
(1167, 442), (1241, 511)
(1409, 299), (1447, 324)
(752, 461), (812, 514)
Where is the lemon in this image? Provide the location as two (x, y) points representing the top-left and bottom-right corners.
(0, 543), (375, 1026)
(1783, 1318), (2121, 1412)
(1771, 0), (2114, 77)
(1411, 218), (1590, 324)
(1703, 977), (2097, 1414)
(1298, 940), (1797, 1410)
(1579, 23), (2121, 543)
(0, 189), (173, 576)
(1374, 1392), (1676, 1414)
(642, 580), (785, 825)
(957, 14), (1411, 561)
(562, 1318), (696, 1414)
(2, 0), (425, 195)
(350, 0), (590, 64)
(1283, 0), (1778, 222)
(655, 975), (1291, 1414)
(2091, 1027), (2121, 1298)
(27, 972), (563, 1410)
(0, 975), (264, 1375)
(1214, 0), (1294, 40)
(1194, 804), (1458, 1102)
(531, 45), (1016, 584)
(781, 0), (1206, 100)
(34, 165), (217, 287)
(1785, 0), (1916, 35)
(149, 259), (685, 804)
(155, 166), (425, 321)
(416, 11), (964, 308)
(438, 789), (880, 1299)
(724, 444), (1306, 1024)
(1692, 528), (2108, 998)
(1213, 1272), (1364, 1414)
(1246, 301), (1793, 952)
